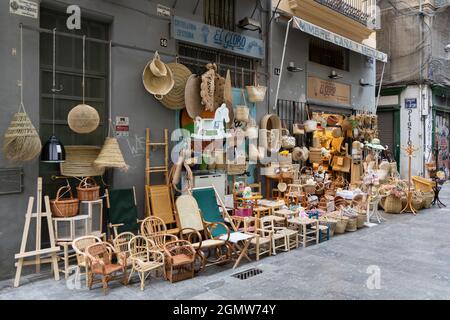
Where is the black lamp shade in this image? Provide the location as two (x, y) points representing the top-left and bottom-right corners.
(41, 135), (65, 163)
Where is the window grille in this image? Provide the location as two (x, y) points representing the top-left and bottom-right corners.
(204, 0), (235, 31)
(309, 37), (349, 71)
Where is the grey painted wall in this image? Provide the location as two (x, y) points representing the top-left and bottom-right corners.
(269, 20), (377, 112)
(0, 0), (268, 281)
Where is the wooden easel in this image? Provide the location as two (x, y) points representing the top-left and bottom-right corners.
(14, 177), (60, 287)
(401, 144), (419, 215)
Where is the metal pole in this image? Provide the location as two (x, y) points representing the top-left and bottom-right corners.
(273, 17), (293, 110)
(375, 61), (386, 113)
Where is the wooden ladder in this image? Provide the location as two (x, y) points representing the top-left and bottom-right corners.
(145, 128), (169, 186)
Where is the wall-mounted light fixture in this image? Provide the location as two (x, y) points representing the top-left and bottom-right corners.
(238, 17), (262, 33)
(287, 61), (303, 72)
(328, 70), (343, 79)
(359, 78), (373, 87)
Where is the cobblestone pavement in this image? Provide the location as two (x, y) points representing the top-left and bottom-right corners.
(1, 183), (449, 300)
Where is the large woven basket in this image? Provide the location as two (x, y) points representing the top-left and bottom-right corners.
(345, 217), (357, 232)
(50, 185), (79, 217)
(422, 191), (434, 209)
(76, 177), (100, 201)
(334, 216), (348, 234)
(60, 146), (105, 177)
(320, 218), (337, 237)
(384, 194), (402, 214)
(357, 213), (367, 228)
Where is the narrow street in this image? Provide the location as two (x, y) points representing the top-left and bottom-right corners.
(2, 184), (449, 300)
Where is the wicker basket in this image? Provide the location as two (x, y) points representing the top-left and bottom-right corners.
(422, 191), (434, 209)
(357, 213), (367, 228)
(412, 192), (424, 211)
(76, 177), (100, 201)
(334, 217), (348, 234)
(227, 163), (247, 175)
(303, 184), (316, 195)
(384, 194), (402, 214)
(50, 185), (79, 217)
(345, 217), (357, 232)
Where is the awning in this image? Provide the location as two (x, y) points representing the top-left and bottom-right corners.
(292, 16), (388, 62)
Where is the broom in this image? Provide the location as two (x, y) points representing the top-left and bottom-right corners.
(3, 25), (41, 162)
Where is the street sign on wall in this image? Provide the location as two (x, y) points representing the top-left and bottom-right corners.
(172, 16), (265, 59)
(9, 0), (38, 19)
(405, 98), (417, 109)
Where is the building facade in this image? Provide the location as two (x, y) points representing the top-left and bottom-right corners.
(0, 0), (382, 281)
(376, 0), (450, 178)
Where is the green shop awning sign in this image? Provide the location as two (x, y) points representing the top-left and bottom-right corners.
(172, 16), (265, 60)
(292, 17), (387, 63)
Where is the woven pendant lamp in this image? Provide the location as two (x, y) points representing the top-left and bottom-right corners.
(68, 35), (99, 134)
(94, 41), (128, 171)
(3, 25), (42, 162)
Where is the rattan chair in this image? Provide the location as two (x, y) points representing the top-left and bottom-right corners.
(85, 242), (128, 295)
(163, 240), (196, 283)
(72, 235), (102, 287)
(112, 232), (134, 268)
(128, 235), (164, 290)
(176, 195), (232, 271)
(141, 216), (178, 251)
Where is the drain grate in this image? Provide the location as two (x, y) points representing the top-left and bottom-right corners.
(231, 268), (263, 280)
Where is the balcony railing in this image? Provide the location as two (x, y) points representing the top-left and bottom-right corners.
(314, 0), (376, 26)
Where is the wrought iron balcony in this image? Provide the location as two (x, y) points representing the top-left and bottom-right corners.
(314, 0), (375, 26)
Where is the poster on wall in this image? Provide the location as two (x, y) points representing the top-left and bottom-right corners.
(307, 76), (351, 105)
(9, 0), (38, 19)
(115, 116), (129, 138)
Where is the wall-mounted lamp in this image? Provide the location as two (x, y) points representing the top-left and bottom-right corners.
(359, 78), (373, 86)
(328, 70), (343, 79)
(287, 61), (303, 72)
(238, 17), (262, 33)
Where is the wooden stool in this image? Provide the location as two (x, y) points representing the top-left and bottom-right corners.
(287, 217), (319, 248)
(253, 206), (271, 219)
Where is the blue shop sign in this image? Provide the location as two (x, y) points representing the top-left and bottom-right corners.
(405, 98), (417, 109)
(172, 16), (265, 60)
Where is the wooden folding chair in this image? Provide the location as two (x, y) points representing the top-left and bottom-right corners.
(145, 184), (180, 235)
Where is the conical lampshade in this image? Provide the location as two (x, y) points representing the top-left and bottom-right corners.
(94, 137), (128, 170)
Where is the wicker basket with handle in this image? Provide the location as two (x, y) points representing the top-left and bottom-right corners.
(50, 185), (79, 217)
(76, 177), (100, 201)
(384, 194), (402, 214)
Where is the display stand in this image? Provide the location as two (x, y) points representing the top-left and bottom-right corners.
(400, 144), (419, 214)
(14, 178), (60, 287)
(431, 145), (446, 208)
(365, 188), (385, 227)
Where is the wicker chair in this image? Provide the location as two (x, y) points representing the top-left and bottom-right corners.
(112, 232), (135, 268)
(176, 195), (232, 271)
(163, 240), (196, 283)
(141, 216), (178, 251)
(85, 242), (128, 294)
(128, 235), (164, 290)
(72, 235), (102, 287)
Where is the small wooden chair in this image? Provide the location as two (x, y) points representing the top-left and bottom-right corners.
(141, 216), (178, 251)
(128, 235), (164, 290)
(284, 184), (303, 205)
(260, 216), (289, 254)
(112, 232), (135, 268)
(72, 235), (102, 287)
(163, 240), (196, 283)
(85, 242), (128, 295)
(242, 218), (272, 261)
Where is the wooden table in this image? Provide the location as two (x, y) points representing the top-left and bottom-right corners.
(220, 232), (255, 269)
(287, 217), (319, 247)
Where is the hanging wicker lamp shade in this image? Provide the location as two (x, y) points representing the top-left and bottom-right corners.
(94, 137), (128, 171)
(68, 104), (100, 134)
(3, 111), (42, 162)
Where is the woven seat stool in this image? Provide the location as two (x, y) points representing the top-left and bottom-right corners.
(311, 225), (329, 242)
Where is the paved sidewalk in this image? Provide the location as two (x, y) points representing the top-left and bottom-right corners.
(1, 184), (449, 300)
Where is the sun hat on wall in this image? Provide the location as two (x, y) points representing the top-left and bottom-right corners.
(160, 62), (192, 110)
(142, 51), (174, 99)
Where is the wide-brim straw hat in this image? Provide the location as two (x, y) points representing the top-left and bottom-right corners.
(94, 137), (128, 170)
(185, 74), (203, 119)
(68, 104), (100, 134)
(367, 138), (385, 150)
(292, 146), (309, 162)
(160, 63), (192, 110)
(142, 58), (174, 98)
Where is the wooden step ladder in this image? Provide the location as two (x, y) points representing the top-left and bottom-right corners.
(145, 128), (169, 187)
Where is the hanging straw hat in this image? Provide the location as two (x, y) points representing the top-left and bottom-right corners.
(149, 52), (167, 77)
(184, 74), (203, 119)
(367, 138), (385, 151)
(3, 109), (41, 162)
(94, 137), (128, 171)
(223, 70), (234, 126)
(68, 104), (100, 134)
(142, 52), (174, 99)
(201, 63), (216, 111)
(160, 62), (192, 110)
